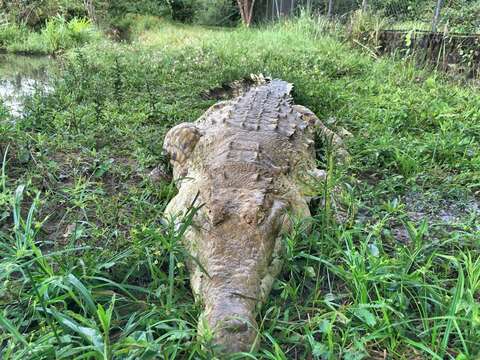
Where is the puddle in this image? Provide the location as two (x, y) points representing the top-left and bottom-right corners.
(355, 189), (480, 243)
(403, 191), (480, 225)
(0, 53), (56, 117)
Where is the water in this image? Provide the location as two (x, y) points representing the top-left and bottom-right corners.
(0, 53), (56, 117)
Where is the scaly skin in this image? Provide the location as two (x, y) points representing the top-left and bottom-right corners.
(163, 78), (345, 354)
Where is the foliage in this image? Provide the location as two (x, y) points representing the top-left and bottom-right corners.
(369, 0), (432, 20)
(0, 16), (101, 54)
(0, 0), (86, 28)
(367, 0), (480, 33)
(439, 0), (480, 33)
(347, 9), (386, 42)
(105, 0), (170, 18)
(0, 0), (170, 31)
(0, 23), (28, 47)
(194, 0), (239, 26)
(120, 14), (165, 35)
(103, 0), (170, 33)
(169, 0), (196, 22)
(42, 16), (100, 52)
(166, 0), (239, 26)
(1, 15), (480, 359)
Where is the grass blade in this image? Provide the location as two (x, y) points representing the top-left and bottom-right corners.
(0, 313), (30, 348)
(67, 273), (98, 316)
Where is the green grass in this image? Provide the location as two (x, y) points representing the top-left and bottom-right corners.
(1, 15), (479, 359)
(0, 17), (102, 55)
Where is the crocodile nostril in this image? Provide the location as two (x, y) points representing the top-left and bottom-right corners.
(223, 319), (249, 333)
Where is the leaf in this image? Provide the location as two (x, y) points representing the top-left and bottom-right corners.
(66, 274), (97, 316)
(50, 309), (104, 352)
(0, 313), (30, 347)
(440, 258), (465, 358)
(353, 307), (377, 327)
(404, 338), (442, 360)
(305, 266), (316, 278)
(317, 319), (330, 334)
(312, 342), (329, 358)
(14, 184), (26, 202)
(96, 304), (107, 333)
(97, 294), (115, 335)
(93, 159), (114, 178)
(160, 329), (191, 341)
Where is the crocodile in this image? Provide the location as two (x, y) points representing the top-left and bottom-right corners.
(163, 76), (347, 354)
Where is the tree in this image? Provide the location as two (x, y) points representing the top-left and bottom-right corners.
(237, 0), (255, 26)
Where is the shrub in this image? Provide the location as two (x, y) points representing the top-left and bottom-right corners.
(0, 23), (25, 47)
(440, 0), (480, 33)
(42, 16), (71, 52)
(106, 0), (170, 18)
(130, 14), (164, 33)
(369, 0), (432, 20)
(194, 0), (239, 26)
(347, 9), (386, 43)
(6, 32), (49, 54)
(170, 0), (196, 22)
(41, 16), (101, 52)
(2, 0), (87, 28)
(67, 17), (100, 43)
(2, 16), (101, 54)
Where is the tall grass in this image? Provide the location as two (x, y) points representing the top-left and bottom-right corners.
(0, 16), (101, 54)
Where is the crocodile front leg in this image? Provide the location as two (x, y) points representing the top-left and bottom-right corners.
(293, 104), (350, 163)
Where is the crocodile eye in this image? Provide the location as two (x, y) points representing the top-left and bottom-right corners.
(256, 211), (265, 224)
(244, 214), (253, 225)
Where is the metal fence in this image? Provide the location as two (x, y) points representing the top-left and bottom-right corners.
(260, 0), (480, 34)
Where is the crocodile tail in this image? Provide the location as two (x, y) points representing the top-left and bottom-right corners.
(202, 74), (271, 100)
(202, 74), (292, 100)
(248, 75), (294, 98)
(267, 79), (293, 99)
(227, 73), (270, 98)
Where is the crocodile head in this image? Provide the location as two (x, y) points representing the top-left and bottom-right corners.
(190, 188), (288, 354)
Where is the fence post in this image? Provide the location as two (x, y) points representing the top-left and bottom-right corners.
(327, 0), (334, 18)
(362, 0), (368, 12)
(432, 0), (444, 32)
(83, 0), (97, 25)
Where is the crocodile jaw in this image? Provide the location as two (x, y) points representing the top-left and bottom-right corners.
(199, 296), (258, 354)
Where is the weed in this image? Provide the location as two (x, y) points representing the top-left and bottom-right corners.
(0, 16), (101, 55)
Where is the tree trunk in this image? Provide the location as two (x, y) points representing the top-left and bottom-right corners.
(84, 0), (97, 25)
(327, 0), (334, 18)
(237, 0), (256, 26)
(361, 0), (368, 12)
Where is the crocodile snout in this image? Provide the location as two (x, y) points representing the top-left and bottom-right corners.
(211, 316), (257, 354)
(202, 298), (258, 354)
(223, 317), (249, 333)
